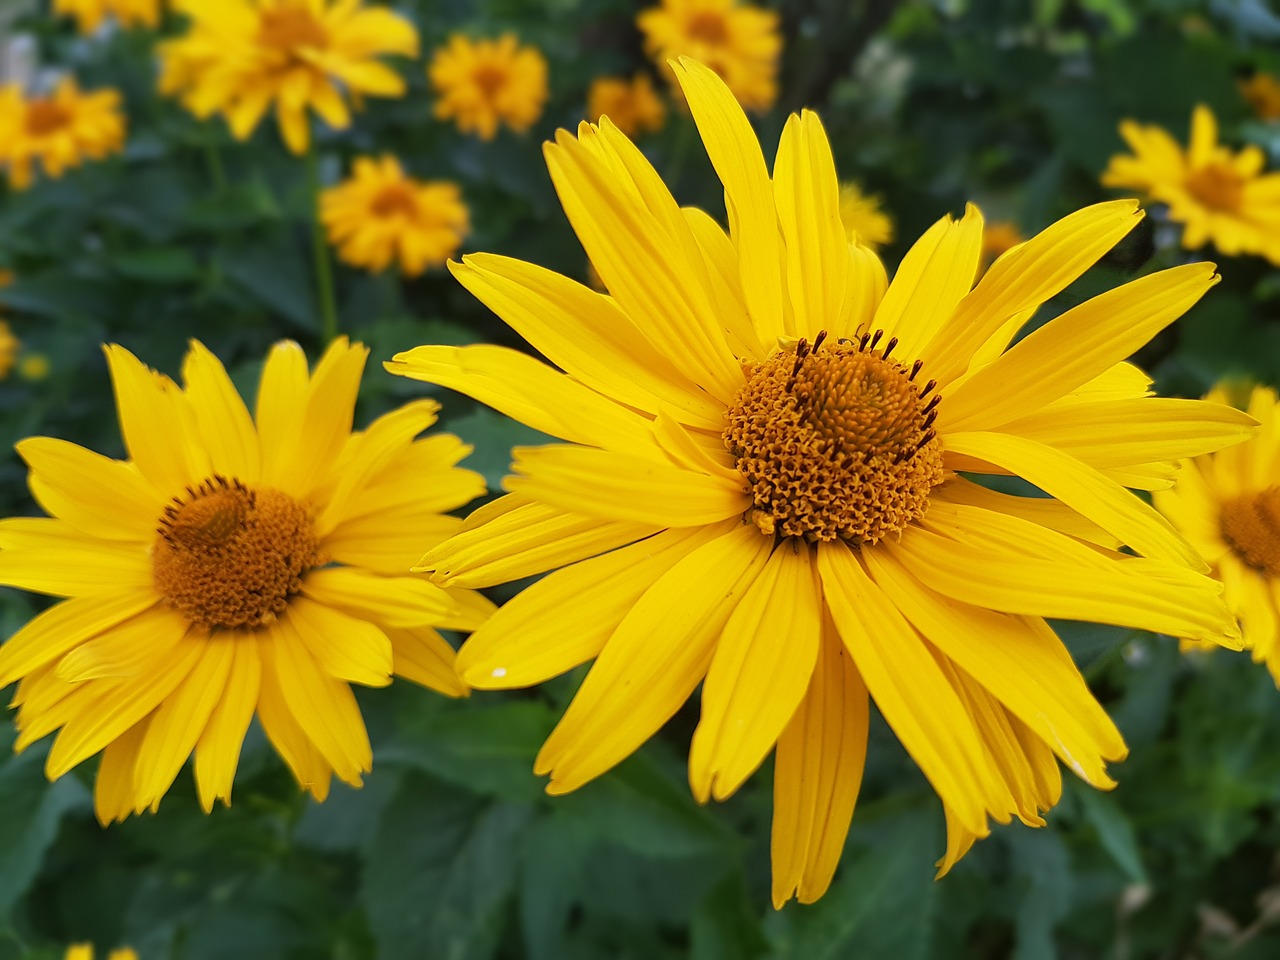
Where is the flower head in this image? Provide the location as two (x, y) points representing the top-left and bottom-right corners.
(388, 59), (1250, 905)
(53, 0), (160, 33)
(66, 946), (136, 960)
(1102, 104), (1280, 265)
(837, 181), (894, 250)
(159, 0), (418, 155)
(321, 155), (468, 277)
(0, 78), (126, 190)
(1241, 72), (1280, 122)
(0, 321), (19, 379)
(638, 0), (780, 112)
(1154, 385), (1280, 676)
(428, 34), (548, 141)
(0, 339), (490, 823)
(587, 73), (666, 138)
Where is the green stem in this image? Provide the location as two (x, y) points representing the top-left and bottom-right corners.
(305, 145), (339, 343)
(204, 141), (226, 192)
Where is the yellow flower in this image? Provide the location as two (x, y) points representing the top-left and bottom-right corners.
(1154, 385), (1280, 677)
(20, 354), (50, 382)
(388, 59), (1250, 905)
(53, 0), (160, 33)
(0, 321), (18, 380)
(1241, 72), (1280, 122)
(428, 34), (548, 141)
(587, 73), (666, 138)
(0, 78), (126, 190)
(0, 338), (490, 823)
(66, 946), (137, 960)
(321, 155), (468, 278)
(158, 0), (418, 155)
(637, 0), (780, 113)
(837, 181), (894, 250)
(1101, 104), (1280, 265)
(980, 220), (1025, 270)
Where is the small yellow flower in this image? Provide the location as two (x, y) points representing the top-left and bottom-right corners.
(837, 182), (894, 250)
(321, 155), (469, 277)
(637, 0), (781, 113)
(587, 74), (666, 138)
(66, 946), (137, 960)
(19, 353), (50, 381)
(1155, 385), (1280, 677)
(1102, 104), (1280, 265)
(0, 338), (491, 823)
(1241, 72), (1280, 122)
(428, 34), (548, 141)
(159, 0), (418, 155)
(0, 321), (18, 380)
(0, 78), (126, 190)
(53, 0), (160, 34)
(980, 220), (1025, 270)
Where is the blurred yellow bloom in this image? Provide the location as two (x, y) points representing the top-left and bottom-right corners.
(389, 58), (1249, 906)
(159, 0), (418, 155)
(428, 34), (548, 141)
(321, 155), (469, 277)
(65, 946), (137, 960)
(0, 78), (126, 190)
(53, 0), (160, 33)
(0, 338), (491, 823)
(20, 354), (50, 381)
(637, 0), (780, 112)
(837, 182), (893, 250)
(1102, 104), (1280, 265)
(587, 74), (666, 138)
(1241, 72), (1280, 122)
(0, 322), (18, 380)
(1154, 385), (1280, 677)
(980, 220), (1025, 269)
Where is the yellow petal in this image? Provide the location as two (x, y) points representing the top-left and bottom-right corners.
(681, 206), (764, 359)
(387, 626), (467, 698)
(0, 541), (154, 597)
(283, 594), (393, 687)
(323, 511), (464, 576)
(195, 636), (261, 812)
(257, 623), (332, 802)
(94, 719), (148, 825)
(932, 478), (1121, 548)
(181, 340), (262, 483)
(56, 604), (191, 682)
(18, 437), (159, 541)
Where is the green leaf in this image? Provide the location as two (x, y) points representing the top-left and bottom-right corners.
(111, 248), (203, 285)
(1072, 784), (1147, 885)
(1009, 826), (1072, 960)
(692, 873), (769, 960)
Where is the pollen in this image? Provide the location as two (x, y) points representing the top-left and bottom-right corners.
(1220, 486), (1280, 577)
(723, 330), (945, 544)
(153, 476), (321, 631)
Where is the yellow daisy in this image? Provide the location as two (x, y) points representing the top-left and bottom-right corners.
(1241, 72), (1280, 122)
(0, 338), (490, 823)
(637, 0), (780, 113)
(321, 155), (469, 277)
(0, 78), (126, 191)
(53, 0), (160, 34)
(66, 946), (136, 960)
(1101, 104), (1280, 265)
(587, 73), (666, 138)
(980, 220), (1026, 270)
(837, 181), (894, 250)
(427, 34), (548, 141)
(158, 0), (418, 155)
(388, 59), (1250, 905)
(1154, 385), (1280, 677)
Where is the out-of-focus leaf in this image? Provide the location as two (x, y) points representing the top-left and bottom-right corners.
(692, 873), (769, 960)
(1010, 826), (1072, 960)
(111, 248), (202, 284)
(1073, 783), (1148, 885)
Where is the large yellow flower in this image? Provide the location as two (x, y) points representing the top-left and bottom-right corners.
(321, 155), (469, 277)
(587, 73), (666, 138)
(158, 0), (418, 155)
(0, 78), (126, 191)
(0, 339), (490, 823)
(388, 59), (1251, 905)
(1154, 385), (1280, 678)
(1102, 104), (1280, 265)
(837, 181), (894, 250)
(637, 0), (780, 113)
(53, 0), (160, 33)
(428, 34), (548, 141)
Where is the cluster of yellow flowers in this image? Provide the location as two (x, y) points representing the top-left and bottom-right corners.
(4, 0), (1280, 921)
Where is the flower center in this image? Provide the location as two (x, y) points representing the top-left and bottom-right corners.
(152, 476), (320, 631)
(472, 65), (508, 98)
(1186, 162), (1244, 213)
(370, 183), (418, 218)
(687, 12), (729, 44)
(24, 99), (69, 136)
(258, 6), (328, 55)
(723, 330), (944, 544)
(1221, 487), (1280, 578)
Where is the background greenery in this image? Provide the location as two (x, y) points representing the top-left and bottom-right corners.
(2, 0), (1280, 957)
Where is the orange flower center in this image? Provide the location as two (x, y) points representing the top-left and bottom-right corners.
(1221, 487), (1280, 578)
(1186, 162), (1244, 213)
(686, 12), (729, 44)
(370, 182), (419, 218)
(723, 330), (944, 544)
(152, 476), (320, 631)
(24, 99), (70, 136)
(258, 6), (328, 55)
(472, 64), (509, 98)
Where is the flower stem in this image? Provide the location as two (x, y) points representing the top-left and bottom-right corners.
(305, 144), (338, 343)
